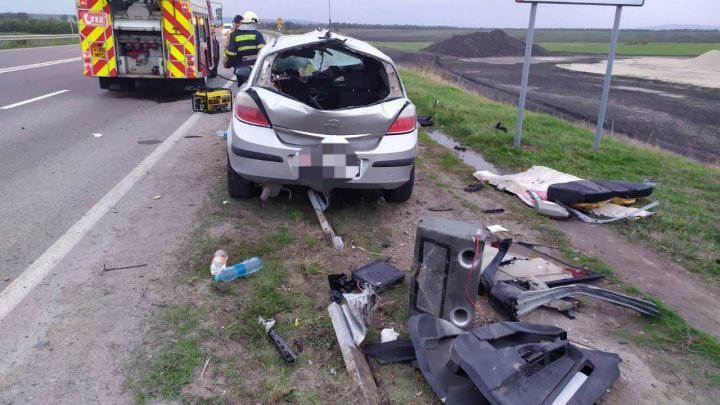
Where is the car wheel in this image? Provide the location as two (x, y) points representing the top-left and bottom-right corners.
(383, 165), (415, 203)
(227, 157), (255, 198)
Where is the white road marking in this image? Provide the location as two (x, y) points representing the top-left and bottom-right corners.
(0, 90), (69, 110)
(0, 57), (81, 74)
(0, 79), (233, 322)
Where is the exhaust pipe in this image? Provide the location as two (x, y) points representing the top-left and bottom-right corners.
(260, 183), (283, 201)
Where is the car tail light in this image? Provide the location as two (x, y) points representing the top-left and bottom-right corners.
(234, 93), (271, 127)
(387, 104), (417, 135)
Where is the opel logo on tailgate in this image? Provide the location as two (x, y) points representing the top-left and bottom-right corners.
(324, 119), (342, 134)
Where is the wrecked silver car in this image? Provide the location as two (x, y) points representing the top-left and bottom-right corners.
(226, 30), (417, 202)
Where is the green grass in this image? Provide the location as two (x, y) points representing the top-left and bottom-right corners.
(401, 67), (720, 281)
(370, 41), (432, 52)
(416, 132), (720, 377)
(0, 37), (78, 50)
(541, 42), (720, 56)
(131, 306), (204, 403)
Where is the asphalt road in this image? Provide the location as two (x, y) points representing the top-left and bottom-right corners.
(0, 44), (232, 284)
(0, 42), (237, 402)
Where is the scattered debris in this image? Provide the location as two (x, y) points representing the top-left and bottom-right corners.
(475, 166), (659, 222)
(428, 206), (452, 212)
(102, 263), (147, 272)
(351, 260), (405, 292)
(463, 182), (484, 193)
(376, 196), (387, 206)
(308, 189), (344, 251)
(486, 224), (509, 233)
(293, 337), (304, 353)
(199, 357), (210, 381)
(481, 208), (504, 214)
(258, 317), (298, 364)
(328, 273), (357, 304)
(417, 115), (434, 127)
(152, 195), (162, 200)
(327, 302), (379, 404)
(222, 200), (229, 205)
(453, 145), (467, 152)
(214, 257), (264, 282)
(380, 328), (399, 343)
(490, 121), (508, 132)
(342, 288), (378, 345)
(3, 277), (10, 282)
(363, 340), (416, 364)
(408, 217), (487, 329)
(409, 315), (621, 404)
(527, 190), (570, 219)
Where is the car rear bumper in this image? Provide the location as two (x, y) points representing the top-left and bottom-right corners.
(227, 121), (417, 191)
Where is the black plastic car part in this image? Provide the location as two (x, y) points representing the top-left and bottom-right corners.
(547, 180), (614, 205)
(590, 180), (653, 199)
(409, 315), (621, 405)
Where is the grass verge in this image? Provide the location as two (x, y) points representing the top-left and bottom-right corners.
(371, 41), (432, 52)
(417, 130), (720, 383)
(540, 42), (720, 56)
(0, 37), (78, 50)
(401, 67), (720, 280)
(129, 306), (204, 403)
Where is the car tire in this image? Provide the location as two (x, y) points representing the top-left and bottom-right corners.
(227, 157), (255, 198)
(383, 165), (415, 203)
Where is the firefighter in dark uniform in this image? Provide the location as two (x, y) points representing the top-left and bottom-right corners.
(223, 12), (265, 87)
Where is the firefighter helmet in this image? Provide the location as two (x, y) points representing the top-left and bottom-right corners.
(242, 11), (259, 24)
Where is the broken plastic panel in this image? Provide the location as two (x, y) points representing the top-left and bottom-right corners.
(342, 287), (378, 345)
(409, 315), (621, 405)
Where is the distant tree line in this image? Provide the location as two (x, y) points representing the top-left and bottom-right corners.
(0, 13), (75, 34)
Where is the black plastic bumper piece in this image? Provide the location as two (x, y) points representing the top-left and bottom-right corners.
(372, 158), (415, 168)
(231, 145), (284, 162)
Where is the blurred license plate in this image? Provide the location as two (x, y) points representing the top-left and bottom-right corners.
(296, 144), (360, 179)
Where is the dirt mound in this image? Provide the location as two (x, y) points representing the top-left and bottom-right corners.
(686, 49), (720, 70)
(424, 30), (550, 58)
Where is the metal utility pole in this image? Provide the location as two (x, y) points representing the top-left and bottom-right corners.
(593, 6), (623, 150)
(328, 0), (332, 31)
(513, 2), (538, 147)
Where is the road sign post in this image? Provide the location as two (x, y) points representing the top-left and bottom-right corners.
(513, 2), (538, 147)
(594, 5), (623, 149)
(512, 0), (645, 149)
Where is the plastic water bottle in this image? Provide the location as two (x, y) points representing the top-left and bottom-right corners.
(210, 250), (228, 276)
(214, 257), (264, 282)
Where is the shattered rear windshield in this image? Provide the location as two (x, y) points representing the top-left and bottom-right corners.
(256, 41), (403, 110)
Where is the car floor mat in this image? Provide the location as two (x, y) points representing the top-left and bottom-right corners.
(449, 321), (621, 405)
(408, 315), (490, 405)
(363, 340), (416, 365)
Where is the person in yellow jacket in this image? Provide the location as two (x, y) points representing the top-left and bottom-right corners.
(223, 11), (265, 87)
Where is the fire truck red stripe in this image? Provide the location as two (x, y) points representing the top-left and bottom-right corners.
(162, 11), (192, 39)
(93, 59), (107, 74)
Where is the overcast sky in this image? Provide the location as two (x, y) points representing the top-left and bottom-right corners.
(4, 0), (719, 29)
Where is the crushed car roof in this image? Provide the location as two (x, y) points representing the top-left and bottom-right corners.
(264, 29), (394, 64)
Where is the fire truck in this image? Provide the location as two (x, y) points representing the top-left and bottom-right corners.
(76, 0), (221, 90)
